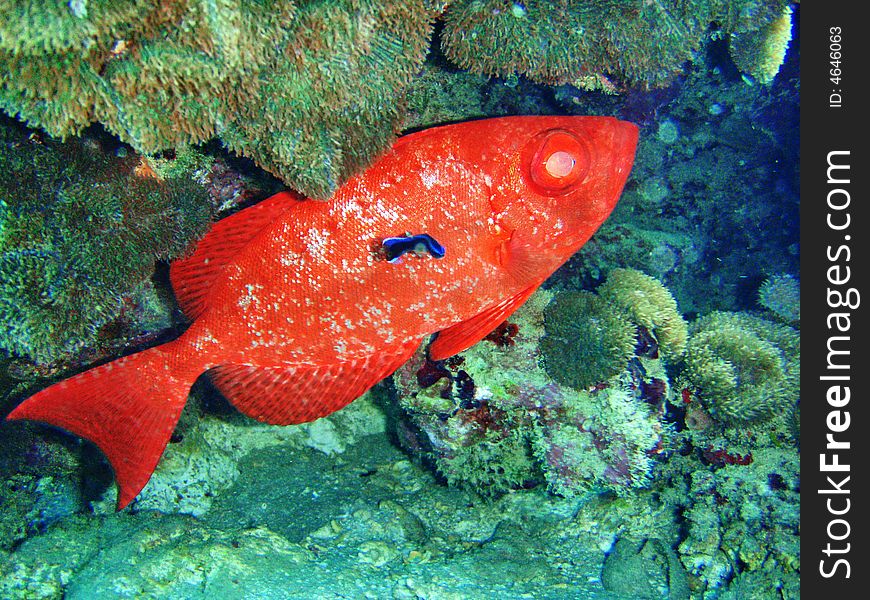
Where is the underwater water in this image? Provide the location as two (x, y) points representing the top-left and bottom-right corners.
(0, 3), (799, 599)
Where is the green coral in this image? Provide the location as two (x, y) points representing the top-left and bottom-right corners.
(436, 416), (539, 494)
(682, 312), (799, 423)
(440, 0), (793, 89)
(393, 290), (665, 498)
(0, 119), (212, 364)
(597, 268), (688, 359)
(441, 0), (707, 88)
(0, 0), (441, 199)
(757, 274), (799, 325)
(668, 446), (800, 591)
(532, 384), (660, 497)
(729, 5), (793, 84)
(1, 0), (794, 199)
(540, 269), (687, 390)
(540, 291), (637, 390)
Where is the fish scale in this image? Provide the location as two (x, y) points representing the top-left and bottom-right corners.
(7, 116), (638, 509)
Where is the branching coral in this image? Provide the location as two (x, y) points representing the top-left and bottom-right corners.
(682, 312), (799, 423)
(0, 119), (213, 364)
(0, 0), (441, 199)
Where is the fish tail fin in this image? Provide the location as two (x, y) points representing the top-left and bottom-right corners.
(6, 344), (199, 510)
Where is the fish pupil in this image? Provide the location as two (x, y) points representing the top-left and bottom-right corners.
(545, 151), (575, 178)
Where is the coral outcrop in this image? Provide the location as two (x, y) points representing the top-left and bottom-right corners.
(440, 0), (710, 88)
(597, 268), (688, 359)
(392, 290), (667, 498)
(660, 447), (800, 592)
(1, 0), (796, 203)
(531, 382), (662, 496)
(0, 0), (441, 199)
(441, 0), (795, 89)
(541, 269), (686, 390)
(540, 291), (637, 390)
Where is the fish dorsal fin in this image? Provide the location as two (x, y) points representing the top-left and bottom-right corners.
(428, 285), (539, 361)
(170, 191), (300, 319)
(209, 339), (421, 425)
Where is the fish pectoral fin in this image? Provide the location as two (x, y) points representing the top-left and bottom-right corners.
(428, 284), (540, 361)
(496, 228), (555, 284)
(209, 338), (421, 425)
(170, 191), (300, 319)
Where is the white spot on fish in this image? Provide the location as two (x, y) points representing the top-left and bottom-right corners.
(420, 171), (438, 189)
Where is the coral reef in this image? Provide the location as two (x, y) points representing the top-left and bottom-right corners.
(119, 386), (389, 516)
(0, 435), (685, 600)
(655, 328), (800, 596)
(0, 4), (801, 597)
(440, 0), (709, 88)
(540, 269), (686, 391)
(1, 0), (797, 202)
(0, 0), (441, 199)
(757, 273), (800, 325)
(531, 381), (663, 496)
(659, 447), (800, 593)
(440, 0), (795, 89)
(392, 290), (668, 498)
(681, 311), (799, 423)
(0, 118), (212, 365)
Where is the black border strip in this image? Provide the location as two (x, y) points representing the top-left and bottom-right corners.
(801, 1), (868, 596)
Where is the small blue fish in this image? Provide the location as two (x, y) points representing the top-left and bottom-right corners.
(381, 233), (446, 263)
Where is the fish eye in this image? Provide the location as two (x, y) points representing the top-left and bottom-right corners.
(527, 130), (591, 194)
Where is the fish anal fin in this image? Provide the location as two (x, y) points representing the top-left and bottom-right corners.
(170, 191), (300, 319)
(429, 285), (539, 361)
(210, 339), (421, 425)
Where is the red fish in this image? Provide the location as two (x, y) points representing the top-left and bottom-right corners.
(6, 116), (638, 508)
